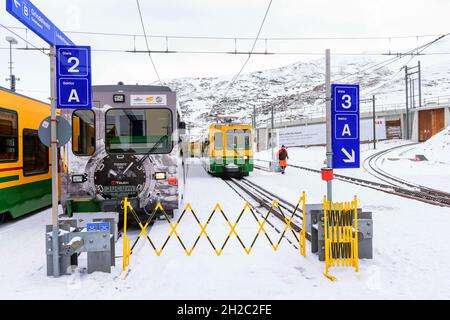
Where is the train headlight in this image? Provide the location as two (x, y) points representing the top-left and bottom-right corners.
(243, 155), (249, 160)
(154, 172), (167, 180)
(71, 175), (86, 183)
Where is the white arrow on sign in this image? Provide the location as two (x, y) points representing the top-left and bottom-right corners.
(14, 0), (21, 8)
(341, 148), (356, 163)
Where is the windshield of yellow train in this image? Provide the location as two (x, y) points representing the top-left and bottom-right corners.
(226, 129), (251, 150)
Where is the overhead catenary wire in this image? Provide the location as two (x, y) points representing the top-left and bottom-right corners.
(361, 33), (450, 97)
(222, 0), (273, 100)
(0, 23), (48, 56)
(136, 0), (162, 85)
(3, 47), (450, 56)
(3, 25), (444, 41)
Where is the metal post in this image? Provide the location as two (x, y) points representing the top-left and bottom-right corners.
(372, 95), (376, 150)
(50, 45), (60, 277)
(325, 49), (332, 201)
(253, 104), (257, 152)
(405, 66), (409, 140)
(411, 78), (415, 109)
(6, 36), (18, 92)
(9, 41), (13, 91)
(271, 103), (274, 161)
(418, 61), (422, 109)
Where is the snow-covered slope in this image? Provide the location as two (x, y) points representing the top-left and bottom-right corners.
(163, 56), (450, 137)
(405, 126), (450, 164)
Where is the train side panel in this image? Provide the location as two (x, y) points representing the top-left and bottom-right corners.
(0, 89), (52, 219)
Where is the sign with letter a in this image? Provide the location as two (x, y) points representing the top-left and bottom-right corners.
(331, 84), (360, 169)
(56, 46), (92, 109)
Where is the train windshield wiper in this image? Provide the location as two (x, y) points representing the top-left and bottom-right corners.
(137, 135), (169, 166)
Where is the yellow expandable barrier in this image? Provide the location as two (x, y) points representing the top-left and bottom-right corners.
(323, 196), (359, 281)
(121, 193), (307, 272)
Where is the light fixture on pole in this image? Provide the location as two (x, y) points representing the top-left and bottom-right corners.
(5, 36), (19, 92)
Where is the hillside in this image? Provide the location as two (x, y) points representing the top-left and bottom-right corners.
(163, 56), (450, 137)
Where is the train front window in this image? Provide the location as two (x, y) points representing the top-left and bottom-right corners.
(72, 110), (95, 156)
(0, 109), (18, 162)
(226, 129), (251, 150)
(214, 132), (223, 150)
(105, 108), (172, 154)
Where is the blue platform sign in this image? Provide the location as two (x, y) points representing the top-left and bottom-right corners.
(6, 0), (74, 46)
(331, 84), (360, 169)
(56, 46), (92, 109)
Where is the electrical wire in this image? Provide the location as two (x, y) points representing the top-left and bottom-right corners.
(3, 25), (443, 42)
(0, 23), (48, 56)
(136, 0), (162, 85)
(223, 0), (273, 100)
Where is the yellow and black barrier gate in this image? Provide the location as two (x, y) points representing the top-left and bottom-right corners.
(121, 193), (307, 272)
(323, 196), (359, 281)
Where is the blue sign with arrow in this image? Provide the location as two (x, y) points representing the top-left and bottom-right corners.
(331, 84), (360, 169)
(56, 46), (92, 109)
(6, 0), (74, 46)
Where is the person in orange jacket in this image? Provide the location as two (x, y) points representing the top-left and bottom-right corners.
(277, 145), (289, 174)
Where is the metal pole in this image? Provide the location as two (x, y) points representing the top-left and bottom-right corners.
(50, 45), (60, 277)
(405, 66), (409, 140)
(9, 41), (13, 91)
(325, 49), (332, 201)
(372, 95), (376, 150)
(418, 61), (422, 108)
(411, 78), (415, 109)
(271, 103), (274, 161)
(253, 104), (257, 152)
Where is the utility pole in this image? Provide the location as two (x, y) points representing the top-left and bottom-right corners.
(405, 66), (409, 140)
(253, 104), (257, 152)
(271, 103), (274, 162)
(325, 49), (332, 201)
(372, 95), (376, 150)
(404, 62), (421, 140)
(5, 36), (19, 92)
(418, 61), (422, 108)
(50, 45), (60, 277)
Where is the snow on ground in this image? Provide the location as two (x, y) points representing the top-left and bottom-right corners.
(256, 137), (450, 191)
(0, 156), (449, 299)
(377, 127), (450, 190)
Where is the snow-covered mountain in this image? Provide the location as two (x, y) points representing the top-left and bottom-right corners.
(163, 56), (450, 137)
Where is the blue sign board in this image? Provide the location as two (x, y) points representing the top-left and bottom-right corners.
(56, 46), (92, 109)
(331, 84), (360, 169)
(6, 0), (74, 46)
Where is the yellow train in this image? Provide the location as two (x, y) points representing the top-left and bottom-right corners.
(0, 87), (52, 221)
(201, 123), (254, 178)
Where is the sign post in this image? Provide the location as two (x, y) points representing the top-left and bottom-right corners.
(325, 49), (333, 201)
(331, 84), (360, 169)
(6, 0), (76, 277)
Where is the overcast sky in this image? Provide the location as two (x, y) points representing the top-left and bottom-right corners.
(1, 0), (449, 102)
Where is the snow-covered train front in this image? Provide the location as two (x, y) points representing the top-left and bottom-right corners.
(60, 84), (186, 218)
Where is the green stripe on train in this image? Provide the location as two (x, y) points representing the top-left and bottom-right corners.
(0, 179), (52, 219)
(0, 175), (19, 184)
(209, 156), (254, 174)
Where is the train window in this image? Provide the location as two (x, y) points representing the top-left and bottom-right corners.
(0, 108), (18, 162)
(23, 129), (49, 176)
(214, 132), (223, 150)
(72, 110), (96, 156)
(105, 108), (173, 154)
(226, 129), (252, 150)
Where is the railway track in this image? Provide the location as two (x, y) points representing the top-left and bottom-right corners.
(223, 177), (311, 248)
(254, 155), (450, 208)
(363, 144), (450, 205)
